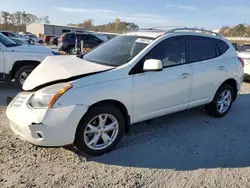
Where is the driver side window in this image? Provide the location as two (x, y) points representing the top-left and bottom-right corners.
(130, 36), (187, 74)
(146, 36), (186, 67)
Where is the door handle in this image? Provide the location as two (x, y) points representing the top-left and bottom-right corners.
(179, 73), (191, 79)
(217, 66), (225, 71)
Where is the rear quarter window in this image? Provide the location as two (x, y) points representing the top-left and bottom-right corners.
(214, 39), (229, 55)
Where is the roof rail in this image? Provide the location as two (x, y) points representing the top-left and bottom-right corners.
(166, 27), (222, 37)
(128, 28), (166, 33)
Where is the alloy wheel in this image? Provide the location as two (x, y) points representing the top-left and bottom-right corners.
(19, 70), (32, 85)
(83, 114), (119, 150)
(217, 89), (232, 113)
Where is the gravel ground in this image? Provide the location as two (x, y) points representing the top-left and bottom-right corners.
(1, 82), (250, 188)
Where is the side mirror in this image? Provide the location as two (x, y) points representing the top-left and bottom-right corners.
(143, 59), (163, 72)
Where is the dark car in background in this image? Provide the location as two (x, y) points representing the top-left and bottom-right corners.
(238, 44), (250, 52)
(50, 36), (59, 46)
(58, 32), (103, 53)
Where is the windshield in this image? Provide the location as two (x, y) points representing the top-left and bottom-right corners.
(83, 35), (153, 66)
(0, 33), (18, 47)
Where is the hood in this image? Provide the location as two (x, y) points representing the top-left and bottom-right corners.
(7, 45), (52, 54)
(23, 55), (114, 91)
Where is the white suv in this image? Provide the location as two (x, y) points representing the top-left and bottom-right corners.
(0, 33), (60, 86)
(6, 28), (244, 156)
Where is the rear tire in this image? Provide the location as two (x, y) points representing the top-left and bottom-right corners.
(206, 84), (234, 117)
(14, 65), (36, 86)
(75, 105), (125, 156)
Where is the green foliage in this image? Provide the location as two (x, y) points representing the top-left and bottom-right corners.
(69, 18), (139, 33)
(0, 11), (50, 32)
(219, 24), (250, 37)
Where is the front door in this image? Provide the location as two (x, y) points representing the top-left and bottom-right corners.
(132, 36), (192, 123)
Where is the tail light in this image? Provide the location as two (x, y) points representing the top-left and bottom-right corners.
(238, 57), (245, 68)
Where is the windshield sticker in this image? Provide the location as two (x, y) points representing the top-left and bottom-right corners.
(135, 38), (153, 44)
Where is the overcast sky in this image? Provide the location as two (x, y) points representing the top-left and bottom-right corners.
(1, 0), (250, 30)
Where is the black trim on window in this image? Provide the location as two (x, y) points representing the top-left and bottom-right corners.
(213, 39), (221, 57)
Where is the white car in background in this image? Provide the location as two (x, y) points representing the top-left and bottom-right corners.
(0, 31), (33, 44)
(238, 44), (250, 80)
(9, 37), (29, 45)
(0, 33), (60, 86)
(18, 34), (35, 45)
(24, 34), (42, 44)
(6, 28), (244, 156)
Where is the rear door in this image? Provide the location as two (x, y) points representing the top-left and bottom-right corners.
(188, 36), (227, 107)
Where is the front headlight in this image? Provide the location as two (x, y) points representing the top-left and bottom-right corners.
(29, 83), (72, 109)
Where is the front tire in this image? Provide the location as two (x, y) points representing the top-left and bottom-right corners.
(206, 84), (234, 117)
(75, 105), (125, 156)
(14, 65), (36, 86)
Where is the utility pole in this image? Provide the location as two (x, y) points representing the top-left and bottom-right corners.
(19, 13), (22, 32)
(75, 31), (77, 55)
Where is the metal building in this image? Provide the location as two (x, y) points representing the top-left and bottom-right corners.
(26, 23), (86, 37)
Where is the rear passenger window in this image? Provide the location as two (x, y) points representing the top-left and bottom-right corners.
(214, 39), (229, 54)
(188, 36), (216, 63)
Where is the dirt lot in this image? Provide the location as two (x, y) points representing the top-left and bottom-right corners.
(1, 82), (250, 188)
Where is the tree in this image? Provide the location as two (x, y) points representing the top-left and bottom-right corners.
(80, 19), (94, 30)
(0, 10), (50, 32)
(233, 24), (246, 37)
(114, 18), (121, 33)
(72, 18), (139, 33)
(42, 16), (50, 24)
(219, 26), (230, 36)
(219, 24), (250, 37)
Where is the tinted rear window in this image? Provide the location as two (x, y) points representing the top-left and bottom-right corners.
(188, 36), (216, 63)
(214, 39), (229, 54)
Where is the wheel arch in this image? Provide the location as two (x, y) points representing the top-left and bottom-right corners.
(219, 78), (238, 101)
(88, 99), (131, 133)
(10, 60), (40, 79)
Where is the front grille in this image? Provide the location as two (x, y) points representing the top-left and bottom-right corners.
(11, 94), (28, 107)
